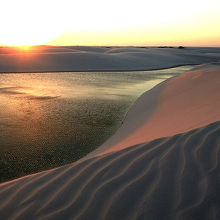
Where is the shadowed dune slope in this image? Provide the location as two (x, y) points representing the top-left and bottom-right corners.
(0, 121), (220, 220)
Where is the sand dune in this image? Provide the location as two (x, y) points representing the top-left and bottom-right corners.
(88, 63), (220, 157)
(0, 121), (219, 220)
(0, 46), (220, 72)
(0, 59), (220, 219)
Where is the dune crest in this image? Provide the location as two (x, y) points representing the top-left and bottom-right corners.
(89, 63), (220, 157)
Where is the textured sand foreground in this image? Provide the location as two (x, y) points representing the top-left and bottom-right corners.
(0, 63), (220, 220)
(0, 122), (220, 220)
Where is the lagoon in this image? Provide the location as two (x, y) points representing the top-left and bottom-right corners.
(0, 65), (194, 182)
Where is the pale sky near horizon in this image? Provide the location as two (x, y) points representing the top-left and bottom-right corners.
(0, 0), (219, 46)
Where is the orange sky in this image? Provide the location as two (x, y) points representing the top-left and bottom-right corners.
(0, 0), (219, 47)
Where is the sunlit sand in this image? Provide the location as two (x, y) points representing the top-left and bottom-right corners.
(0, 47), (220, 219)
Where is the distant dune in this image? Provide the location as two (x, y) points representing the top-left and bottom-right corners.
(0, 60), (220, 219)
(0, 46), (220, 72)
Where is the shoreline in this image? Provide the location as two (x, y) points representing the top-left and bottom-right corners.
(1, 46), (220, 74)
(0, 63), (199, 74)
(0, 65), (194, 182)
(86, 62), (220, 158)
(0, 64), (195, 183)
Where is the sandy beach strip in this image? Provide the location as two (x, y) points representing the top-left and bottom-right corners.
(0, 61), (220, 219)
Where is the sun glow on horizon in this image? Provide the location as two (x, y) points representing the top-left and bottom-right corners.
(0, 0), (67, 46)
(0, 0), (220, 47)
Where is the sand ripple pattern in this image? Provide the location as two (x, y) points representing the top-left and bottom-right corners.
(0, 121), (220, 220)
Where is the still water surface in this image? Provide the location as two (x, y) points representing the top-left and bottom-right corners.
(0, 66), (194, 182)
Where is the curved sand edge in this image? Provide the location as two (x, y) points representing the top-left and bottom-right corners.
(87, 63), (220, 158)
(0, 62), (220, 220)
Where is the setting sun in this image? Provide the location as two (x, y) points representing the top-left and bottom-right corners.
(0, 0), (220, 46)
(0, 0), (66, 46)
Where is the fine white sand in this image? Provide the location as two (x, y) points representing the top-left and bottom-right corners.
(0, 51), (220, 219)
(0, 46), (220, 72)
(87, 63), (220, 157)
